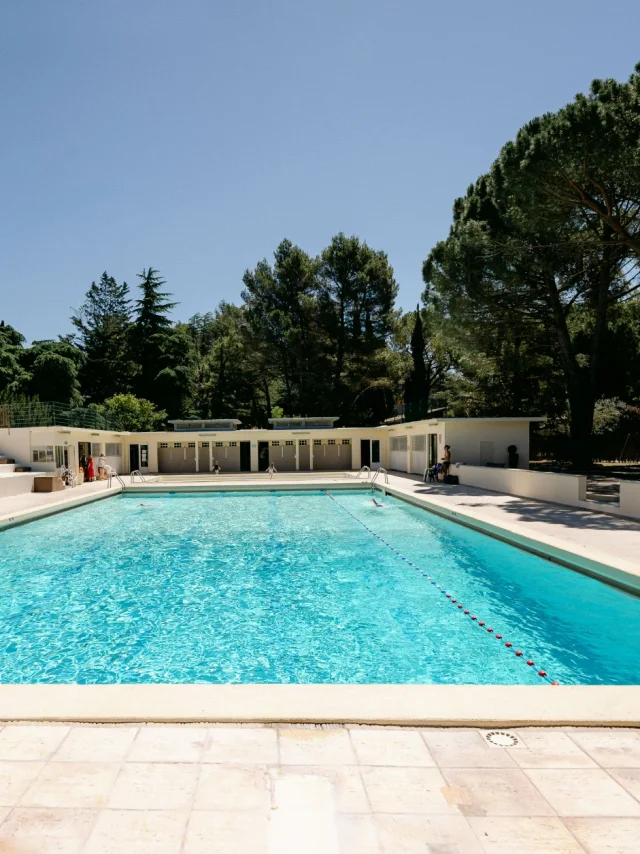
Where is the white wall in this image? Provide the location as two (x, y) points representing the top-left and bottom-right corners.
(0, 430), (33, 469)
(456, 465), (587, 506)
(620, 481), (640, 520)
(444, 421), (531, 468)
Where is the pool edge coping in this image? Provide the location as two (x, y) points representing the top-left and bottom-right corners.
(0, 685), (638, 726)
(377, 483), (640, 596)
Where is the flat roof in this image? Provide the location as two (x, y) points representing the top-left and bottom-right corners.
(168, 419), (241, 432)
(268, 417), (339, 430)
(381, 416), (545, 429)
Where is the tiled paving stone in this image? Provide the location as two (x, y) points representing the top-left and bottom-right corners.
(0, 724), (636, 851)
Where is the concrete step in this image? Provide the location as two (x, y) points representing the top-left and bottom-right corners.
(0, 463), (17, 474)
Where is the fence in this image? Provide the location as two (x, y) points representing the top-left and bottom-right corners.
(0, 401), (116, 431)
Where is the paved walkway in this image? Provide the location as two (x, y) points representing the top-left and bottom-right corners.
(0, 480), (118, 526)
(0, 723), (637, 852)
(382, 473), (640, 580)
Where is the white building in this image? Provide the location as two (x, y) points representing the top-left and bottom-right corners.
(0, 416), (543, 481)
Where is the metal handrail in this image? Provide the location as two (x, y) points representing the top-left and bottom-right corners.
(355, 465), (371, 479)
(106, 466), (125, 492)
(371, 467), (389, 485)
(130, 469), (146, 482)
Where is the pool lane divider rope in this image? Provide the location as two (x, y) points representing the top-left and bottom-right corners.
(324, 491), (558, 686)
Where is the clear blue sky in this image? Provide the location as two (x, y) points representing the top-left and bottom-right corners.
(2, 1), (639, 343)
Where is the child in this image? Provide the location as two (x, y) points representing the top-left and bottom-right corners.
(266, 461), (277, 478)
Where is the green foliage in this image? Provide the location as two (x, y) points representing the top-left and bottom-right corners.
(100, 394), (167, 432)
(22, 339), (84, 405)
(0, 321), (30, 395)
(422, 62), (640, 466)
(71, 272), (133, 402)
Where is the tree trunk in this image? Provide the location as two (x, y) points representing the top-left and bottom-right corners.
(544, 273), (594, 469)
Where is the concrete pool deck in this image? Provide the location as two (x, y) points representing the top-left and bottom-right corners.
(0, 472), (638, 728)
(0, 722), (638, 852)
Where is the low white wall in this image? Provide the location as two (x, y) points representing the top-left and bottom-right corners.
(620, 481), (640, 520)
(0, 473), (39, 499)
(455, 465), (586, 507)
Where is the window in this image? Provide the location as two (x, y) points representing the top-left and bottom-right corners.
(341, 439), (350, 445)
(299, 440), (307, 446)
(391, 436), (408, 451)
(411, 435), (426, 452)
(173, 442), (182, 449)
(285, 440), (294, 446)
(105, 443), (121, 457)
(55, 446), (65, 467)
(328, 439), (336, 445)
(188, 442), (196, 448)
(229, 441), (237, 447)
(159, 442), (169, 449)
(215, 441), (223, 447)
(31, 446), (54, 463)
(200, 442), (209, 448)
(91, 443), (101, 457)
(313, 439), (322, 446)
(271, 441), (280, 447)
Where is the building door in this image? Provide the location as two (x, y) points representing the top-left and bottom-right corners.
(371, 439), (381, 470)
(240, 441), (251, 472)
(360, 439), (371, 468)
(198, 442), (210, 473)
(139, 444), (149, 472)
(258, 441), (269, 472)
(129, 444), (140, 473)
(428, 433), (438, 467)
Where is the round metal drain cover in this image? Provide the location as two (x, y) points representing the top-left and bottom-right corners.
(485, 730), (519, 747)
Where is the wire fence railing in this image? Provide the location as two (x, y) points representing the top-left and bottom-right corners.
(0, 401), (116, 431)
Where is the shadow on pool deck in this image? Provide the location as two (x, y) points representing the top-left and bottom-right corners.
(407, 481), (640, 532)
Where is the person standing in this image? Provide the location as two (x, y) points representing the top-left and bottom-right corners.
(86, 455), (95, 482)
(442, 445), (452, 478)
(98, 452), (107, 480)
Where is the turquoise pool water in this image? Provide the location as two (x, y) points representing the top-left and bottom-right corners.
(0, 490), (638, 685)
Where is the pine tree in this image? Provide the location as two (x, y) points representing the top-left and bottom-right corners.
(71, 272), (132, 402)
(131, 268), (183, 412)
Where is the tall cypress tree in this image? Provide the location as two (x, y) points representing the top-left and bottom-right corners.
(131, 268), (179, 409)
(404, 305), (428, 413)
(71, 272), (132, 402)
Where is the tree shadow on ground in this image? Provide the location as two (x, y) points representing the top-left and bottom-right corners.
(401, 480), (640, 533)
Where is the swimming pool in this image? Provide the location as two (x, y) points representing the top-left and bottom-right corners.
(0, 490), (638, 685)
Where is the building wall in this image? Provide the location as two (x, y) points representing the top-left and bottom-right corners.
(443, 421), (531, 468)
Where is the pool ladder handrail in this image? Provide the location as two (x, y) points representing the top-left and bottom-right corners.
(106, 466), (125, 492)
(371, 467), (389, 485)
(355, 465), (371, 480)
(130, 469), (147, 483)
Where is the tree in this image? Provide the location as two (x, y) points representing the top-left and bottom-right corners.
(100, 393), (167, 431)
(318, 233), (398, 423)
(423, 64), (640, 467)
(21, 339), (84, 404)
(71, 272), (133, 402)
(0, 321), (29, 395)
(242, 240), (331, 417)
(404, 306), (428, 409)
(130, 268), (190, 416)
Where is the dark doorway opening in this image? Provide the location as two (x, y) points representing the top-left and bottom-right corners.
(129, 445), (140, 472)
(258, 441), (269, 472)
(240, 441), (251, 472)
(428, 434), (437, 467)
